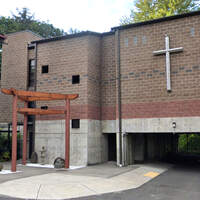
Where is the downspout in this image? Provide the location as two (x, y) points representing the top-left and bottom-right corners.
(32, 42), (37, 153)
(34, 43), (37, 92)
(115, 29), (122, 166)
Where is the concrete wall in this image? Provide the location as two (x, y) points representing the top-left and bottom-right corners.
(102, 117), (200, 133)
(123, 117), (200, 133)
(35, 119), (108, 166)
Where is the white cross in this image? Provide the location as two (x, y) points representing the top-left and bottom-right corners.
(153, 35), (183, 91)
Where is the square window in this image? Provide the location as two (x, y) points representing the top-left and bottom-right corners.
(133, 36), (138, 45)
(72, 75), (80, 84)
(41, 106), (48, 110)
(42, 65), (49, 74)
(124, 38), (128, 47)
(142, 36), (147, 44)
(72, 119), (80, 128)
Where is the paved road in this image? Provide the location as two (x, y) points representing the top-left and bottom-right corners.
(68, 163), (200, 200)
(0, 163), (199, 200)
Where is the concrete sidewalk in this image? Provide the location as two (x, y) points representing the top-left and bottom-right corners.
(0, 162), (170, 200)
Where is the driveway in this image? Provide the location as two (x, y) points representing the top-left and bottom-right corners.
(71, 163), (200, 200)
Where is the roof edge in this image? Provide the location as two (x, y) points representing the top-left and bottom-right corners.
(112, 10), (200, 31)
(31, 31), (102, 44)
(6, 30), (43, 39)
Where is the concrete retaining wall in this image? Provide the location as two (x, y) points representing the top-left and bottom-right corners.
(35, 119), (108, 166)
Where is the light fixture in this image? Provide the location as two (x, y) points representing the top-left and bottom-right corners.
(172, 122), (176, 129)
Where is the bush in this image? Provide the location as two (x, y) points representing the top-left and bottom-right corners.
(0, 133), (9, 161)
(0, 132), (22, 161)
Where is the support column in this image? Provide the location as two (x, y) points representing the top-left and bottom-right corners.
(22, 101), (28, 165)
(65, 99), (70, 168)
(11, 95), (18, 172)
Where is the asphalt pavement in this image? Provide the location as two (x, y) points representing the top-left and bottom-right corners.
(69, 163), (200, 200)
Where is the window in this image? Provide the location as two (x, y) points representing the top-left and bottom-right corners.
(41, 106), (48, 110)
(42, 65), (49, 74)
(190, 28), (195, 37)
(124, 38), (128, 47)
(72, 119), (80, 128)
(72, 75), (80, 84)
(28, 59), (36, 87)
(133, 36), (138, 45)
(142, 36), (147, 44)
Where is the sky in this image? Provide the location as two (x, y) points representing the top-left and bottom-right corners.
(0, 0), (133, 33)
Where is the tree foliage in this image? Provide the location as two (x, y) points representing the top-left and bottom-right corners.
(0, 8), (66, 38)
(178, 134), (200, 153)
(0, 8), (70, 78)
(121, 0), (200, 24)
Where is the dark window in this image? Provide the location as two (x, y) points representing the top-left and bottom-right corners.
(28, 101), (35, 122)
(41, 106), (48, 110)
(72, 75), (80, 84)
(28, 101), (35, 108)
(72, 119), (80, 128)
(42, 65), (49, 74)
(28, 59), (35, 87)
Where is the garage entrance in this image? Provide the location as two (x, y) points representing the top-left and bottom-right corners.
(126, 133), (200, 165)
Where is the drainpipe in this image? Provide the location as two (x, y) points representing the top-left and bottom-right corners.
(115, 30), (123, 167)
(31, 42), (37, 154)
(34, 43), (37, 92)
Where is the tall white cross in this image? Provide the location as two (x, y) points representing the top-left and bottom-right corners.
(153, 35), (183, 91)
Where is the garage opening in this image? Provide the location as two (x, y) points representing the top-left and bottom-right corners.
(108, 133), (116, 161)
(126, 133), (200, 165)
(127, 133), (173, 164)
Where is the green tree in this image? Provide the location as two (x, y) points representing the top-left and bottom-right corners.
(0, 8), (66, 38)
(121, 0), (200, 24)
(0, 8), (69, 76)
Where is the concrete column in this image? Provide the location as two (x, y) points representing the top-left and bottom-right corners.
(116, 132), (121, 166)
(122, 132), (128, 166)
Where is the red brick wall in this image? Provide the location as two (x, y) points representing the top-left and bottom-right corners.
(36, 36), (89, 110)
(118, 15), (200, 119)
(101, 34), (116, 120)
(36, 34), (103, 120)
(87, 35), (101, 120)
(0, 31), (41, 123)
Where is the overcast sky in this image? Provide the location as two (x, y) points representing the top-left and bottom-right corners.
(0, 0), (133, 33)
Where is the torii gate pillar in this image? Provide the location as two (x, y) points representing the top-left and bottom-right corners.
(11, 95), (18, 172)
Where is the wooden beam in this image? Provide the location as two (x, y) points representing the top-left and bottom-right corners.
(1, 88), (12, 95)
(10, 88), (78, 100)
(1, 88), (78, 100)
(26, 96), (77, 101)
(17, 108), (66, 115)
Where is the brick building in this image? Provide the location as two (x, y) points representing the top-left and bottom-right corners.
(0, 11), (200, 166)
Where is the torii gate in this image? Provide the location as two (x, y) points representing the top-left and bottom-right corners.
(1, 88), (78, 172)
